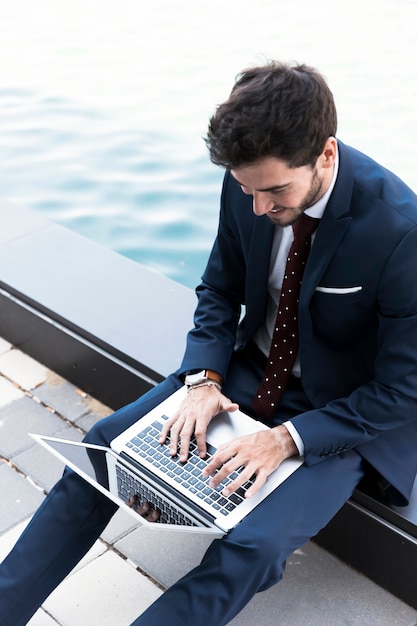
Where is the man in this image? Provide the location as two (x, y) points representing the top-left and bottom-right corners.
(1, 61), (417, 625)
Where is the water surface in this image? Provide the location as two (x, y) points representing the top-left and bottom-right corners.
(1, 0), (416, 287)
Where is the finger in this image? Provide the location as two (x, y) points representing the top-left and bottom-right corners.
(224, 400), (240, 413)
(194, 425), (208, 459)
(159, 415), (177, 444)
(129, 499), (161, 522)
(126, 495), (138, 508)
(136, 502), (151, 517)
(220, 465), (259, 497)
(178, 424), (195, 462)
(201, 454), (225, 479)
(243, 469), (269, 498)
(146, 507), (161, 523)
(127, 497), (153, 518)
(207, 455), (241, 490)
(202, 441), (237, 477)
(167, 418), (186, 456)
(159, 422), (170, 444)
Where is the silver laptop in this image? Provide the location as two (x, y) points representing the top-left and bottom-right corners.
(32, 386), (303, 535)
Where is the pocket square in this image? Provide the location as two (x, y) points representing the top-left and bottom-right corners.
(315, 286), (362, 294)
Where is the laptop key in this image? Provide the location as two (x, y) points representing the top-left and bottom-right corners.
(206, 443), (217, 456)
(229, 493), (243, 505)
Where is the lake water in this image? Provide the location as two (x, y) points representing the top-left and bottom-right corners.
(1, 0), (417, 288)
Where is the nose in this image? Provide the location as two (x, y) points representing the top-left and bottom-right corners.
(252, 191), (274, 216)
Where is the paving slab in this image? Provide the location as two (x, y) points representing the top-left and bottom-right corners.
(0, 348), (48, 390)
(34, 373), (93, 422)
(0, 464), (44, 534)
(0, 375), (25, 408)
(12, 426), (84, 491)
(115, 523), (220, 589)
(0, 394), (69, 457)
(75, 404), (112, 432)
(39, 550), (163, 625)
(100, 507), (141, 545)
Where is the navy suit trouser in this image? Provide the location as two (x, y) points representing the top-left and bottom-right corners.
(0, 349), (365, 626)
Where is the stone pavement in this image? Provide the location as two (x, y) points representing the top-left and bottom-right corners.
(0, 336), (416, 625)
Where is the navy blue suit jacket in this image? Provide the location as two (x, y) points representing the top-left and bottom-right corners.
(180, 141), (417, 505)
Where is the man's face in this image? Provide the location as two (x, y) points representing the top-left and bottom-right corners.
(230, 139), (336, 227)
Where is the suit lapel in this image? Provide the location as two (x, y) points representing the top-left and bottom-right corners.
(300, 213), (351, 304)
(244, 215), (275, 338)
(300, 140), (354, 305)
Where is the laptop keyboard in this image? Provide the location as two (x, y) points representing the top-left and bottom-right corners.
(125, 415), (255, 518)
(116, 463), (198, 525)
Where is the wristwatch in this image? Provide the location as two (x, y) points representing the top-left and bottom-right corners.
(184, 369), (223, 387)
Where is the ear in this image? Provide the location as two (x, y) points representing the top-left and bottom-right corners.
(321, 136), (338, 169)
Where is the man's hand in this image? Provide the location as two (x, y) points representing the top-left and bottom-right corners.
(159, 385), (239, 462)
(127, 496), (161, 522)
(202, 425), (298, 498)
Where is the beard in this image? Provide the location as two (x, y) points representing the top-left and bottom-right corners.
(267, 167), (324, 227)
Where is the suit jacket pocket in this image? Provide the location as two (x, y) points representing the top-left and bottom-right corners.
(309, 288), (372, 348)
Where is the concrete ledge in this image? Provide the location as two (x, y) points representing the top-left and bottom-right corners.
(0, 200), (196, 408)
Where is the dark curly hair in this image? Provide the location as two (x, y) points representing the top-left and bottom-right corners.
(205, 61), (337, 169)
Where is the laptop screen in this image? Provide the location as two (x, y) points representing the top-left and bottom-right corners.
(38, 438), (112, 488)
(32, 435), (223, 534)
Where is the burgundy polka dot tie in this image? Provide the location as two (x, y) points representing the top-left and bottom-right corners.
(251, 213), (319, 420)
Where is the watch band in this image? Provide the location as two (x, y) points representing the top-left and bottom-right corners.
(203, 369), (223, 385)
(184, 369), (223, 387)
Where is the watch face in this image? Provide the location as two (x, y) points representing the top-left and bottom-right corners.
(185, 370), (206, 385)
